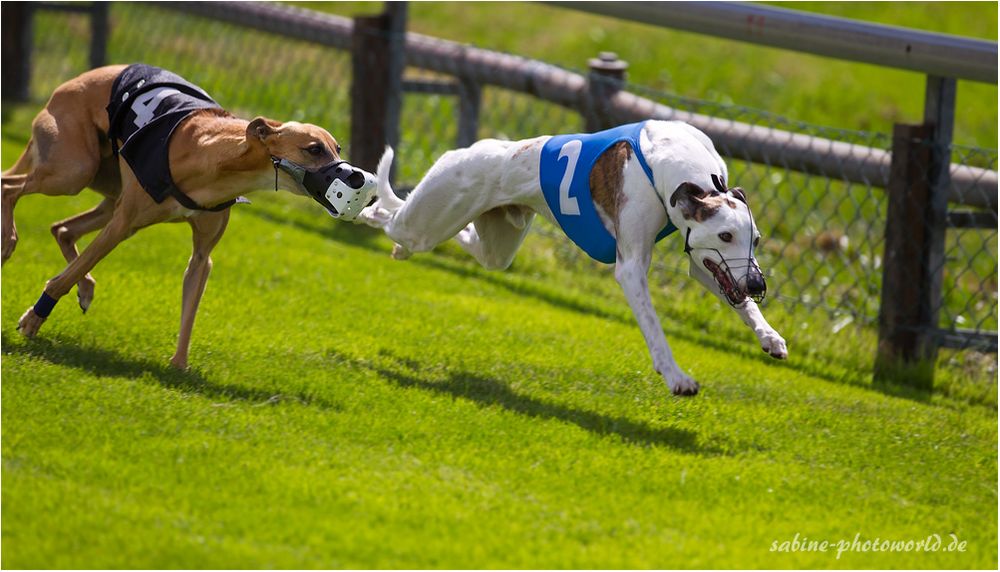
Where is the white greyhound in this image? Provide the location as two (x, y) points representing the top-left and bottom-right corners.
(358, 120), (787, 395)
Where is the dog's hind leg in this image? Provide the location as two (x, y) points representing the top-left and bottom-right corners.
(170, 209), (230, 370)
(454, 206), (535, 270)
(50, 198), (115, 312)
(17, 182), (163, 338)
(2, 112), (103, 264)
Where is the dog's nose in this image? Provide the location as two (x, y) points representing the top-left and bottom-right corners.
(746, 272), (767, 300)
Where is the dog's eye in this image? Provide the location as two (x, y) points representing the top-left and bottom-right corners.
(754, 236), (760, 248)
(335, 144), (342, 155)
(719, 232), (733, 243)
(306, 144), (325, 157)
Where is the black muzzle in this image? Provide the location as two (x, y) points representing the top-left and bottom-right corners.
(272, 158), (377, 220)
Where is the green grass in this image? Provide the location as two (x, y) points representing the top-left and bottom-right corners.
(2, 2), (998, 568)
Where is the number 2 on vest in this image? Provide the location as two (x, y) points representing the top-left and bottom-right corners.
(131, 87), (182, 129)
(557, 139), (583, 216)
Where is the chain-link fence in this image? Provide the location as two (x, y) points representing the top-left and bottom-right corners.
(6, 2), (997, 383)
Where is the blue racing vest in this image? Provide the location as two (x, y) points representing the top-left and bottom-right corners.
(539, 121), (676, 264)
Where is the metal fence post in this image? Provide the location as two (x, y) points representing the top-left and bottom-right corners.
(917, 76), (956, 360)
(383, 1), (407, 176)
(349, 3), (406, 173)
(875, 77), (956, 386)
(1, 2), (34, 102)
(89, 2), (110, 69)
(875, 123), (935, 386)
(585, 52), (627, 131)
(456, 77), (481, 147)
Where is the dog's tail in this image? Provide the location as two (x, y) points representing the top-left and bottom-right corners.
(2, 138), (35, 178)
(375, 146), (405, 213)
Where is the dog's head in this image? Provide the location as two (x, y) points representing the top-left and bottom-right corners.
(670, 175), (766, 306)
(247, 117), (340, 168)
(248, 117), (376, 220)
(247, 116), (342, 174)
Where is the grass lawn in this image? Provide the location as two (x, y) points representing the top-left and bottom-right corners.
(2, 1), (997, 568)
(1, 133), (996, 567)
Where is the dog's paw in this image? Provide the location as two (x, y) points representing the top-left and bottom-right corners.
(356, 204), (392, 228)
(16, 307), (45, 338)
(668, 374), (700, 396)
(78, 275), (95, 313)
(169, 354), (189, 371)
(760, 330), (788, 359)
(391, 243), (412, 260)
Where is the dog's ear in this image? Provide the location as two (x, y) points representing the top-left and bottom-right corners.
(711, 174), (727, 194)
(729, 186), (748, 206)
(247, 116), (282, 143)
(669, 182), (711, 219)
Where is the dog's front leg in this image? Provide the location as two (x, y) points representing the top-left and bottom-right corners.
(689, 265), (788, 359)
(170, 210), (230, 370)
(733, 301), (788, 359)
(615, 254), (699, 396)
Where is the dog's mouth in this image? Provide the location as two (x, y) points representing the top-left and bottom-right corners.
(704, 258), (746, 306)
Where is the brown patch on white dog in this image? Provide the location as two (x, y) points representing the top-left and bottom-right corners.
(589, 141), (631, 222)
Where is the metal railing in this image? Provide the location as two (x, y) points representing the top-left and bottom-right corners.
(161, 1), (997, 209)
(548, 1), (998, 83)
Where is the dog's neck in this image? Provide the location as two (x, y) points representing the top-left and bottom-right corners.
(658, 192), (695, 238)
(168, 113), (290, 206)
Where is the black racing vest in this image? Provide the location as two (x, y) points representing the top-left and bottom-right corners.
(106, 64), (234, 211)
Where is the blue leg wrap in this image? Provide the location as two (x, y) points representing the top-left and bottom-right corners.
(33, 291), (58, 318)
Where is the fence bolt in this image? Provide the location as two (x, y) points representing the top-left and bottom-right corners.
(585, 52), (628, 131)
(588, 51), (628, 79)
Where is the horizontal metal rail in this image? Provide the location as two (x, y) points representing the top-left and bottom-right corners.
(546, 1), (998, 84)
(947, 210), (998, 229)
(158, 1), (998, 209)
(403, 79), (463, 96)
(937, 328), (999, 353)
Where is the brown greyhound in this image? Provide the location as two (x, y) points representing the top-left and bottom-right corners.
(2, 64), (350, 369)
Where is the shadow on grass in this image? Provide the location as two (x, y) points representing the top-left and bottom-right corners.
(333, 347), (721, 454)
(13, 186), (939, 409)
(1, 332), (342, 411)
(409, 256), (938, 404)
(241, 200), (939, 406)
